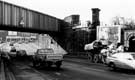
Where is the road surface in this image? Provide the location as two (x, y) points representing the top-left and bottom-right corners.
(4, 58), (135, 80)
(1, 42), (135, 80)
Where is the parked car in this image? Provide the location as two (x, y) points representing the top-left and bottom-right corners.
(32, 48), (64, 69)
(9, 43), (14, 46)
(16, 50), (27, 57)
(9, 46), (17, 58)
(106, 52), (135, 70)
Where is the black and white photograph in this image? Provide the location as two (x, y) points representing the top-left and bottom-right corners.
(0, 0), (135, 80)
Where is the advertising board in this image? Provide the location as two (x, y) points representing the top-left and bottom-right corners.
(97, 25), (121, 45)
(8, 31), (17, 36)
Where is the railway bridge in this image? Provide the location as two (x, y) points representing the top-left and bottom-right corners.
(0, 1), (68, 49)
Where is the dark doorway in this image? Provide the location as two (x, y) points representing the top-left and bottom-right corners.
(129, 36), (135, 52)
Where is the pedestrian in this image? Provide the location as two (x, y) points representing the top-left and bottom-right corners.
(100, 46), (109, 64)
(124, 47), (129, 52)
(108, 43), (117, 55)
(92, 41), (103, 63)
(116, 43), (124, 53)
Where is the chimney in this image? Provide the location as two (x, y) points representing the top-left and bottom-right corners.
(91, 8), (100, 29)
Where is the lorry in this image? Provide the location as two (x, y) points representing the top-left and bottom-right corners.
(32, 48), (64, 69)
(84, 25), (122, 63)
(85, 25), (121, 51)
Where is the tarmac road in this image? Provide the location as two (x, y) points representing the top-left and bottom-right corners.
(6, 58), (135, 80)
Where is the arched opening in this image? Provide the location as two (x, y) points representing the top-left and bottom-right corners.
(128, 36), (135, 52)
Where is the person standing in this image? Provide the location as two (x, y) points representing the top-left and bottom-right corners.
(100, 46), (109, 64)
(116, 43), (124, 53)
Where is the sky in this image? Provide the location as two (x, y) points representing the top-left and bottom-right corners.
(2, 0), (135, 24)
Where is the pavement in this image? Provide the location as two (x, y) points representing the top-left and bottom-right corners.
(64, 55), (109, 70)
(64, 55), (101, 65)
(0, 60), (5, 80)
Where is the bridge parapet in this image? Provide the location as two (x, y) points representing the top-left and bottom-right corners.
(0, 1), (65, 33)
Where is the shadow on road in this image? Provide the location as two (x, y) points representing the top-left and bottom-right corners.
(108, 69), (135, 75)
(30, 65), (65, 72)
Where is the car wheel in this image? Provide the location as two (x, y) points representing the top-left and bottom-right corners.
(87, 54), (92, 62)
(56, 64), (61, 69)
(93, 54), (99, 63)
(33, 61), (39, 67)
(33, 61), (37, 67)
(109, 63), (116, 71)
(56, 61), (62, 69)
(33, 62), (36, 67)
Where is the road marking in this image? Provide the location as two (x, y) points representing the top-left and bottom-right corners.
(65, 62), (106, 72)
(84, 67), (106, 72)
(55, 72), (61, 75)
(13, 62), (54, 80)
(65, 61), (135, 79)
(32, 68), (54, 80)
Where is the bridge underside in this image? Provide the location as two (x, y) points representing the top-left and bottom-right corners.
(0, 25), (61, 36)
(0, 24), (65, 50)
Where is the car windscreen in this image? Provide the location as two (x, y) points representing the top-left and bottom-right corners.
(131, 54), (135, 59)
(38, 49), (53, 54)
